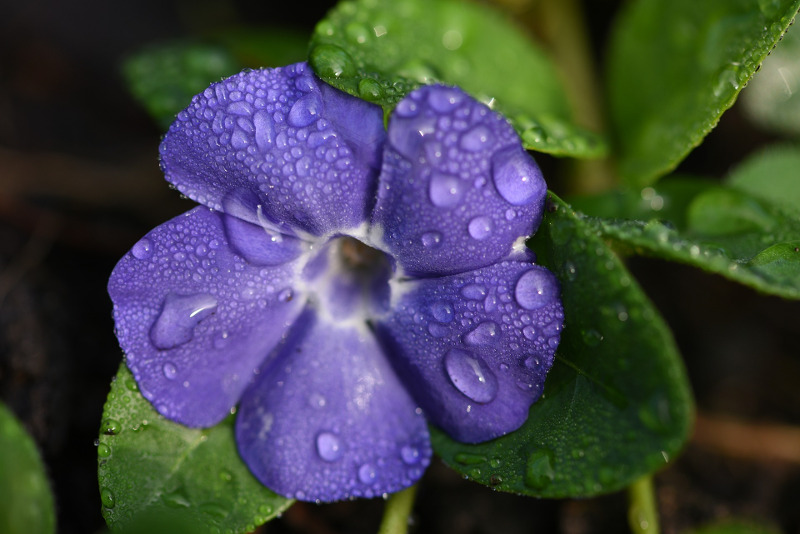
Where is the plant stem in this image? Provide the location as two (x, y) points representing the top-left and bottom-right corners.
(627, 475), (661, 534)
(377, 485), (418, 534)
(535, 0), (618, 194)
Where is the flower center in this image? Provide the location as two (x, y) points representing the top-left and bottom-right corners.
(304, 236), (393, 321)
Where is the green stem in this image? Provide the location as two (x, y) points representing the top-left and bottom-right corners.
(627, 476), (661, 534)
(377, 485), (418, 534)
(535, 0), (619, 194)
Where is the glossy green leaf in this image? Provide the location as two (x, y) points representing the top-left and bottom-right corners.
(571, 173), (800, 299)
(727, 144), (800, 213)
(608, 0), (800, 187)
(309, 0), (607, 158)
(98, 363), (292, 533)
(742, 20), (800, 137)
(431, 194), (693, 498)
(0, 402), (55, 534)
(123, 29), (308, 128)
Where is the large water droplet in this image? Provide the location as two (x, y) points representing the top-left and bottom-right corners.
(288, 92), (323, 127)
(253, 110), (275, 151)
(431, 301), (454, 323)
(429, 172), (464, 208)
(401, 445), (420, 465)
(101, 419), (121, 435)
(358, 78), (383, 101)
(524, 448), (555, 490)
(131, 238), (153, 260)
(358, 463), (377, 483)
(468, 216), (493, 240)
(149, 293), (218, 350)
(162, 362), (178, 380)
(444, 349), (498, 403)
(460, 125), (494, 152)
(388, 115), (436, 160)
(97, 443), (111, 458)
(492, 146), (545, 206)
(463, 321), (500, 346)
(515, 269), (558, 310)
(421, 231), (443, 248)
(316, 431), (343, 462)
(461, 284), (486, 300)
(309, 44), (356, 79)
(100, 487), (116, 508)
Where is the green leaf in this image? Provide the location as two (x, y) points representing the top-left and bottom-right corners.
(741, 21), (800, 137)
(98, 363), (292, 533)
(431, 193), (693, 498)
(570, 170), (800, 299)
(687, 519), (782, 534)
(309, 0), (607, 158)
(123, 28), (308, 128)
(607, 0), (800, 187)
(727, 144), (800, 213)
(0, 402), (55, 534)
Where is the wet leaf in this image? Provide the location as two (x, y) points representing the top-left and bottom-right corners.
(0, 402), (55, 534)
(608, 0), (800, 187)
(570, 152), (800, 299)
(309, 0), (607, 158)
(98, 363), (292, 533)
(431, 194), (694, 498)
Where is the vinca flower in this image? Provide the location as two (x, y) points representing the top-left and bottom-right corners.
(108, 62), (564, 502)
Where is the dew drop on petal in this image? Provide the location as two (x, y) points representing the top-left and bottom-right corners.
(358, 463), (377, 483)
(162, 362), (178, 380)
(459, 125), (494, 152)
(429, 172), (464, 207)
(149, 293), (218, 350)
(431, 301), (454, 323)
(288, 92), (323, 127)
(492, 146), (545, 206)
(468, 216), (493, 240)
(421, 231), (443, 248)
(444, 349), (498, 403)
(461, 284), (486, 300)
(401, 445), (420, 465)
(463, 321), (500, 346)
(132, 238), (153, 260)
(316, 431), (343, 462)
(515, 269), (558, 310)
(253, 110), (275, 151)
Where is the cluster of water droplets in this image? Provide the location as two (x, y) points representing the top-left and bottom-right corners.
(371, 84), (547, 275)
(161, 63), (383, 236)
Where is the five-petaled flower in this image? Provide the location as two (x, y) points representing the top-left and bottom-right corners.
(109, 62), (564, 502)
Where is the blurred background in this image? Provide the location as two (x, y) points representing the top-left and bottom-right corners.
(1, 0), (799, 532)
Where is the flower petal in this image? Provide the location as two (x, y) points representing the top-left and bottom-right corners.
(236, 310), (431, 502)
(370, 85), (547, 276)
(376, 261), (563, 443)
(159, 62), (386, 236)
(108, 207), (306, 427)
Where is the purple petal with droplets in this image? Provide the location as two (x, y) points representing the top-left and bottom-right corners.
(108, 207), (305, 427)
(376, 261), (563, 443)
(159, 62), (385, 236)
(371, 85), (547, 276)
(236, 310), (431, 502)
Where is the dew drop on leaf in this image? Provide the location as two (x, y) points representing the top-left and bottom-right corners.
(524, 448), (555, 490)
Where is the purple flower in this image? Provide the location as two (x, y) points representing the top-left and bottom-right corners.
(108, 62), (564, 502)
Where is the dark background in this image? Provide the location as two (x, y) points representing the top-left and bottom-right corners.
(1, 1), (799, 532)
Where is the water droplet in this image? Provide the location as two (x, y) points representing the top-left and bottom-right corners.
(524, 355), (540, 368)
(428, 323), (449, 337)
(316, 431), (343, 462)
(253, 110), (275, 151)
(219, 469), (233, 482)
(358, 78), (383, 101)
(213, 331), (230, 349)
(524, 448), (555, 490)
(162, 489), (191, 508)
(401, 445), (420, 464)
(162, 362), (177, 380)
(345, 21), (370, 44)
(101, 419), (121, 435)
(444, 349), (498, 403)
(100, 487), (116, 508)
(461, 284), (486, 300)
(468, 216), (493, 240)
(358, 463), (377, 483)
(581, 329), (603, 347)
(522, 325), (536, 340)
(463, 321), (500, 346)
(258, 504), (273, 516)
(515, 269), (558, 310)
(309, 44), (356, 79)
(200, 502), (229, 519)
(460, 125), (494, 152)
(97, 443), (111, 458)
(131, 238), (153, 260)
(429, 172), (465, 207)
(309, 393), (326, 409)
(278, 288), (294, 302)
(124, 375), (138, 392)
(427, 87), (462, 112)
(288, 92), (322, 127)
(431, 301), (454, 323)
(454, 452), (486, 465)
(421, 231), (443, 248)
(149, 293), (218, 350)
(492, 146), (545, 205)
